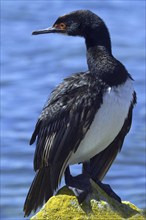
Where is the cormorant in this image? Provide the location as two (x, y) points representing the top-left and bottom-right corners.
(24, 10), (136, 216)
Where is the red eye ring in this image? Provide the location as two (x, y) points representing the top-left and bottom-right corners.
(54, 23), (66, 30)
(59, 23), (66, 29)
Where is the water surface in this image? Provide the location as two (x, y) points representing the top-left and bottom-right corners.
(1, 1), (145, 219)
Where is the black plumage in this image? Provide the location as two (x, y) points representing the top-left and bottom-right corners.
(24, 10), (136, 216)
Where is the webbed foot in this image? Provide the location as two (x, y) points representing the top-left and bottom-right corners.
(65, 166), (92, 203)
(96, 180), (121, 203)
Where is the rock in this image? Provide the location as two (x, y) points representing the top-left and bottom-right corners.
(31, 180), (145, 220)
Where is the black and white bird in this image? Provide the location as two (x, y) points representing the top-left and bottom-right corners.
(24, 10), (136, 216)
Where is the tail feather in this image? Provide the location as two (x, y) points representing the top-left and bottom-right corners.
(23, 167), (53, 217)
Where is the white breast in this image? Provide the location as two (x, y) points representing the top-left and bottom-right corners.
(69, 79), (134, 165)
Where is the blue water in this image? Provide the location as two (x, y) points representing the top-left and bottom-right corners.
(1, 1), (145, 219)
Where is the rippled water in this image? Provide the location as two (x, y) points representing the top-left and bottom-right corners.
(1, 1), (145, 219)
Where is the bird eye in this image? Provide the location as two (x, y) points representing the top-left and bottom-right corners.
(54, 23), (66, 30)
(59, 23), (66, 30)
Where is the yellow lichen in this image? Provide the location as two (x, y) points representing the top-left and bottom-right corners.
(31, 181), (145, 220)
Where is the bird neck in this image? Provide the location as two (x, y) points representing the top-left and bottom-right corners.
(85, 25), (112, 54)
(86, 45), (128, 86)
(86, 45), (111, 76)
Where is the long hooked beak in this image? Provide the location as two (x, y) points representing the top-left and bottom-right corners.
(32, 27), (66, 35)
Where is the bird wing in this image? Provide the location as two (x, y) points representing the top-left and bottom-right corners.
(30, 72), (106, 190)
(87, 91), (137, 181)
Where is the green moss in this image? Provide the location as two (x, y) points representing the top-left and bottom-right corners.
(31, 180), (145, 220)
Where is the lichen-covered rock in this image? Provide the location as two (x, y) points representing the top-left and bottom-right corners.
(31, 180), (145, 220)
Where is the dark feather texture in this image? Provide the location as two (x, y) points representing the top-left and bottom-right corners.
(24, 72), (107, 215)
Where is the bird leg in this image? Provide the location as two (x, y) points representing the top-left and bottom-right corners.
(82, 161), (121, 203)
(64, 166), (92, 203)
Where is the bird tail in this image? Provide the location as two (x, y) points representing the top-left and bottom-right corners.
(23, 167), (53, 217)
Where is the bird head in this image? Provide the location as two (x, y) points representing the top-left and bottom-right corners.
(32, 10), (105, 37)
(32, 10), (111, 52)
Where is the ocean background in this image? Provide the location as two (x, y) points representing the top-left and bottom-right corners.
(1, 1), (145, 219)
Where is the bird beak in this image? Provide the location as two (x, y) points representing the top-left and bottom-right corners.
(32, 27), (66, 35)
